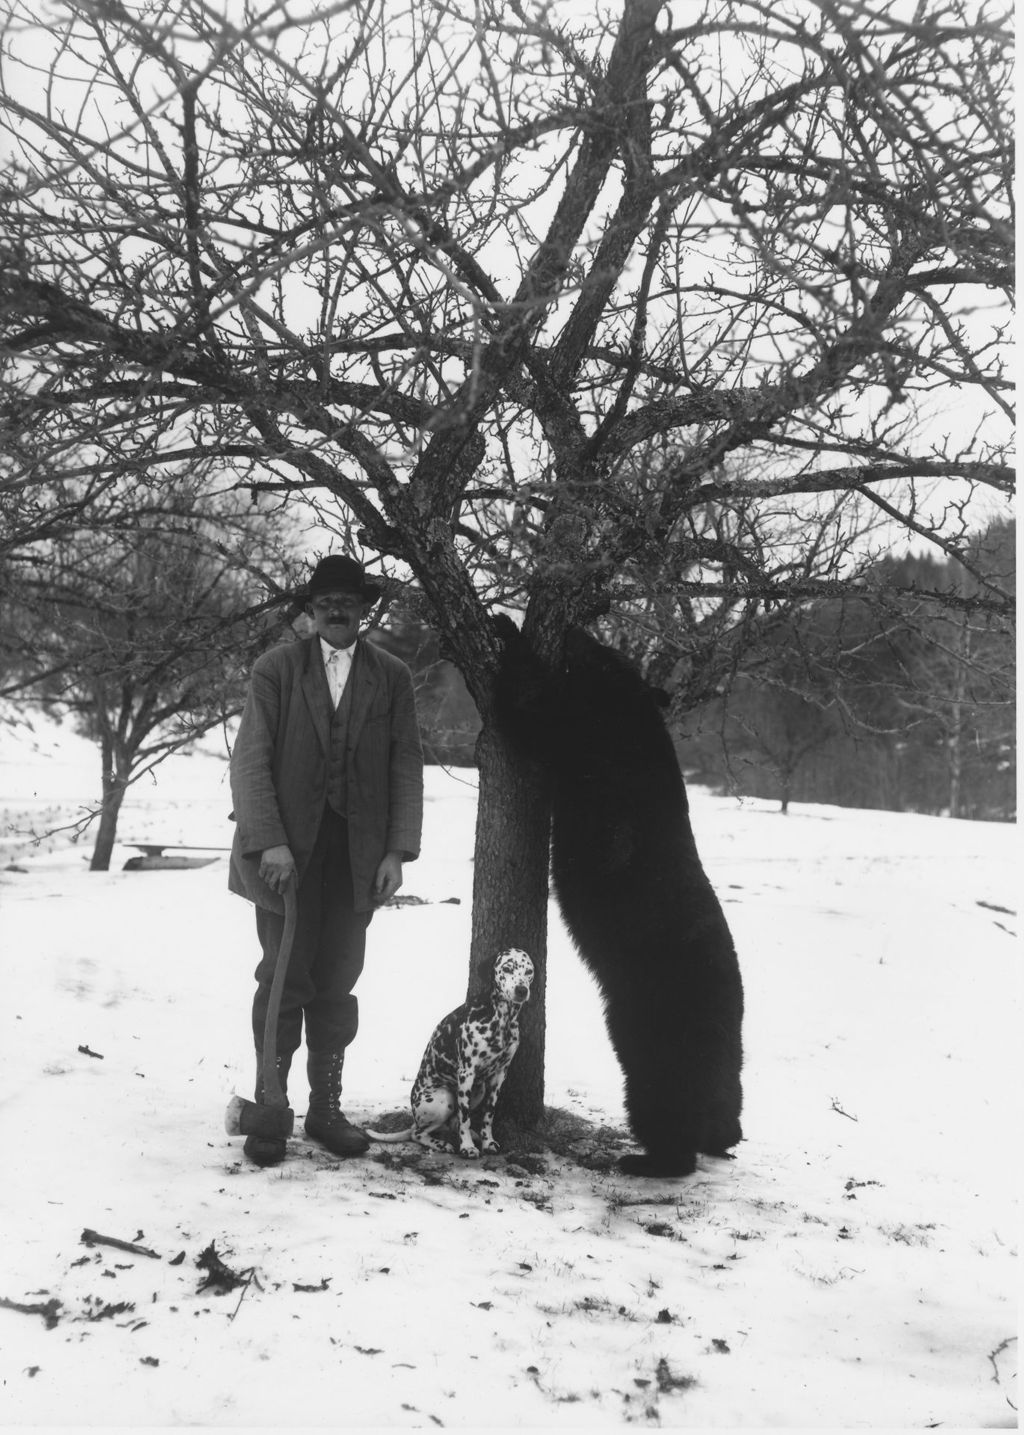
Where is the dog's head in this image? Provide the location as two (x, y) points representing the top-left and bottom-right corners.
(493, 948), (534, 1006)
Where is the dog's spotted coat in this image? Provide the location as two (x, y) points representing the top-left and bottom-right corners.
(366, 949), (534, 1157)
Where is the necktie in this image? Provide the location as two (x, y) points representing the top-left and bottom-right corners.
(328, 649), (346, 708)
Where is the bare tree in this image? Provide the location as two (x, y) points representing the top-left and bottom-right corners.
(1, 477), (299, 868)
(880, 523), (1017, 818)
(0, 0), (1013, 1122)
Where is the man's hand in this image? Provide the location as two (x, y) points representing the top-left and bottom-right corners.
(372, 852), (404, 906)
(259, 844), (297, 894)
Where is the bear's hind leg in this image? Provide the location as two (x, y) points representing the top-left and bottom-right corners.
(617, 1050), (702, 1179)
(699, 1119), (742, 1158)
(609, 999), (742, 1177)
(696, 1041), (744, 1157)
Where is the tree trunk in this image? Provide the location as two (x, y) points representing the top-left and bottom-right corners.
(947, 616), (969, 819)
(90, 734), (130, 872)
(468, 719), (552, 1130)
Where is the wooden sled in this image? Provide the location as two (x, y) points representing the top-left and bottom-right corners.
(123, 843), (229, 872)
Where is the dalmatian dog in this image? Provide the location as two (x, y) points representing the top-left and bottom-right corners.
(365, 949), (534, 1158)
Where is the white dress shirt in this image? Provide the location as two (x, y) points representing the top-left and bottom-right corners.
(321, 638), (355, 709)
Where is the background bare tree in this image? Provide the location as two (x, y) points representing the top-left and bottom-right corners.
(0, 0), (1013, 1123)
(0, 476), (300, 867)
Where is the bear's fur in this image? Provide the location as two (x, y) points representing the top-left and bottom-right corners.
(494, 617), (744, 1177)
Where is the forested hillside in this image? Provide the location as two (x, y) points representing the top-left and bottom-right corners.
(680, 522), (1015, 820)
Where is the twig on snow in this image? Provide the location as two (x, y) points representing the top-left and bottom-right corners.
(81, 1229), (161, 1259)
(988, 1337), (1017, 1411)
(229, 1275), (259, 1322)
(830, 1098), (858, 1122)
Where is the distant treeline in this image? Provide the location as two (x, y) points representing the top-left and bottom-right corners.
(680, 522), (1015, 821)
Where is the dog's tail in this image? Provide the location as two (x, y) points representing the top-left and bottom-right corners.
(363, 1126), (415, 1143)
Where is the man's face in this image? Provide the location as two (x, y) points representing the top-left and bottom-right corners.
(307, 590), (373, 649)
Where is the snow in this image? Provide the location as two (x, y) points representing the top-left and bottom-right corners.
(0, 708), (1018, 1432)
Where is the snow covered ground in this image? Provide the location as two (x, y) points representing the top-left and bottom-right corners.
(0, 708), (1017, 1431)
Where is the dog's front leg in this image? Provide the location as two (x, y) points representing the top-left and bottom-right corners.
(477, 1054), (514, 1154)
(455, 1056), (480, 1158)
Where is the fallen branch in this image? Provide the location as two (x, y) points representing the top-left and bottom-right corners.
(80, 1229), (161, 1259)
(0, 1295), (62, 1328)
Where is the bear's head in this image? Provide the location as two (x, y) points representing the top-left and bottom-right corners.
(560, 627), (674, 763)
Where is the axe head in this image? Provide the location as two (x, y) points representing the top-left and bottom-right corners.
(224, 1094), (295, 1139)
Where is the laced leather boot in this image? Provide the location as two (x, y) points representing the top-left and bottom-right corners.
(304, 1050), (370, 1157)
(243, 1051), (293, 1167)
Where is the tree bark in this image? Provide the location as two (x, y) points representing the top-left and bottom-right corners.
(469, 718), (552, 1129)
(90, 737), (130, 872)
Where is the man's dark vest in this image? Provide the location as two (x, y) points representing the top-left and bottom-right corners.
(326, 649), (356, 816)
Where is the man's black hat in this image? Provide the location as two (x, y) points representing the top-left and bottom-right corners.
(304, 555), (384, 603)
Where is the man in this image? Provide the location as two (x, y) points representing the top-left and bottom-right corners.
(229, 554), (423, 1166)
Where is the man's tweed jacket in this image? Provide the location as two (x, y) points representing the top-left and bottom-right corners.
(229, 635), (423, 914)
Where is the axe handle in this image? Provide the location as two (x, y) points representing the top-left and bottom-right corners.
(261, 885), (298, 1109)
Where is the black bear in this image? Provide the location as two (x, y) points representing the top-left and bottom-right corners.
(494, 617), (743, 1177)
